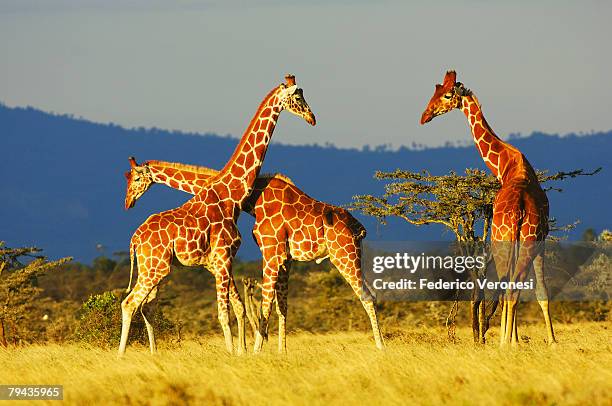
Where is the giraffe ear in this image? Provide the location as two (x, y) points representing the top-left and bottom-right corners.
(124, 171), (131, 180)
(443, 70), (457, 87)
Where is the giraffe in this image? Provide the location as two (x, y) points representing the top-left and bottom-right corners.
(420, 70), (556, 346)
(123, 158), (385, 352)
(118, 75), (316, 356)
(241, 277), (269, 340)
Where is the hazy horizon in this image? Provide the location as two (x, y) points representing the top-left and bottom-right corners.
(2, 100), (608, 152)
(1, 1), (610, 148)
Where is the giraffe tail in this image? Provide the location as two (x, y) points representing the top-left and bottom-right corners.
(125, 239), (136, 293)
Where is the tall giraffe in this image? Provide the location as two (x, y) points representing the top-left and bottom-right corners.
(420, 70), (556, 346)
(123, 158), (384, 352)
(118, 75), (316, 356)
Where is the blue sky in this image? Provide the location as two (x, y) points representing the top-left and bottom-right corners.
(1, 1), (610, 148)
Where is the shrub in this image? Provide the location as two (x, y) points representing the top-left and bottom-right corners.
(74, 290), (175, 348)
(0, 243), (71, 346)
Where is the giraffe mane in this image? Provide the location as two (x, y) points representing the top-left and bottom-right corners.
(456, 82), (473, 98)
(470, 93), (481, 108)
(259, 173), (295, 186)
(142, 160), (294, 185)
(144, 160), (220, 177)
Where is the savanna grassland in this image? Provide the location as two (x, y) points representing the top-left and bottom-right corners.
(1, 246), (611, 405)
(1, 323), (611, 405)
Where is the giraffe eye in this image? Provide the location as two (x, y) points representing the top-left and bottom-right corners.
(443, 93), (452, 99)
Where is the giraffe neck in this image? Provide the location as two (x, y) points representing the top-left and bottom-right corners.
(143, 160), (273, 216)
(211, 87), (283, 203)
(146, 161), (218, 195)
(460, 94), (520, 182)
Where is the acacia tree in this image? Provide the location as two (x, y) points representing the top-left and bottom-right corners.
(352, 167), (600, 343)
(0, 242), (71, 346)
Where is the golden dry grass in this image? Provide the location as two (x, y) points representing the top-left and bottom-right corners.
(1, 322), (611, 406)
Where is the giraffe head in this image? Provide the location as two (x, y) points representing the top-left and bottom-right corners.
(124, 156), (153, 209)
(420, 70), (470, 124)
(277, 74), (316, 126)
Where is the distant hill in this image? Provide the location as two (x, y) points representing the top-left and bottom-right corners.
(1, 103), (610, 262)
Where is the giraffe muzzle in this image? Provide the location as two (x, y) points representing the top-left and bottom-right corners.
(420, 109), (434, 125)
(305, 112), (316, 126)
(125, 197), (136, 210)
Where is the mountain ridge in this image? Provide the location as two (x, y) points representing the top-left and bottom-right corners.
(1, 103), (610, 262)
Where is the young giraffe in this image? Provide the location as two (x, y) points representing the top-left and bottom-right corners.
(123, 158), (384, 352)
(119, 75), (316, 356)
(420, 70), (556, 346)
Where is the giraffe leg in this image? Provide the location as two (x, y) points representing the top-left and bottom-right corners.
(215, 271), (234, 354)
(503, 251), (532, 346)
(228, 277), (247, 355)
(493, 241), (515, 347)
(141, 308), (156, 354)
(118, 291), (137, 357)
(243, 280), (260, 339)
(474, 265), (488, 344)
(330, 248), (384, 350)
(501, 278), (520, 347)
(499, 293), (507, 347)
(503, 292), (519, 346)
(254, 250), (285, 354)
(206, 248), (236, 354)
(483, 290), (500, 341)
(508, 239), (542, 347)
(481, 256), (500, 342)
(512, 307), (519, 346)
(217, 287), (233, 353)
(361, 298), (384, 350)
(470, 295), (481, 343)
(119, 281), (153, 357)
(478, 299), (486, 344)
(140, 286), (159, 354)
(119, 242), (172, 357)
(275, 264), (289, 354)
(502, 296), (511, 346)
(534, 253), (556, 345)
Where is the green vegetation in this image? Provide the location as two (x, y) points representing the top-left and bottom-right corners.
(74, 291), (174, 348)
(0, 243), (71, 346)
